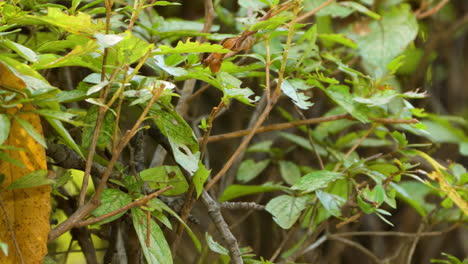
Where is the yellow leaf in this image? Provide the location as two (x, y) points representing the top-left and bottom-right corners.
(0, 63), (51, 263)
(415, 150), (468, 216)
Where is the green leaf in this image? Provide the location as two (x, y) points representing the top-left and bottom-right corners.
(0, 151), (25, 168)
(150, 106), (200, 174)
(1, 39), (38, 62)
(152, 1), (182, 6)
(218, 72), (259, 105)
(219, 182), (285, 202)
(265, 195), (309, 229)
(37, 7), (105, 35)
(0, 114), (11, 145)
(346, 4), (418, 78)
(292, 170), (344, 192)
(316, 190), (345, 217)
(0, 241), (7, 257)
(131, 208), (173, 264)
(281, 79), (313, 110)
(14, 116), (47, 148)
(7, 169), (54, 189)
(148, 55), (188, 77)
(322, 85), (369, 122)
(279, 161), (301, 185)
(318, 34), (357, 49)
(339, 1), (381, 20)
(149, 199), (201, 252)
(237, 159), (270, 183)
(33, 109), (81, 126)
(205, 233), (229, 255)
(140, 166), (188, 196)
(247, 140), (273, 153)
(193, 163), (210, 198)
(92, 189), (132, 224)
(81, 105), (114, 151)
(106, 31), (154, 67)
(45, 118), (84, 158)
(249, 15), (290, 31)
(94, 33), (123, 48)
(153, 40), (231, 55)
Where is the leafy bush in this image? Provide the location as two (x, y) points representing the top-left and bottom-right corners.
(0, 0), (466, 263)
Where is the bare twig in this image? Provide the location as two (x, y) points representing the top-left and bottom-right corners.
(406, 224), (424, 264)
(202, 114), (418, 143)
(416, 0), (450, 19)
(333, 224), (459, 237)
(220, 202), (265, 210)
(296, 0), (335, 23)
(328, 235), (381, 264)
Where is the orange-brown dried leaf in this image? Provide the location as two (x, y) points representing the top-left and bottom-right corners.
(0, 63), (51, 264)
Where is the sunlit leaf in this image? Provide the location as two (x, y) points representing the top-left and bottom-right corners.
(265, 195), (309, 229)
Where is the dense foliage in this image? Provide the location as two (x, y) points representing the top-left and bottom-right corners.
(0, 0), (467, 263)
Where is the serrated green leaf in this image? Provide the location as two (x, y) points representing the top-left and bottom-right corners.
(265, 195), (309, 229)
(292, 170), (344, 192)
(37, 7), (105, 35)
(281, 79), (313, 110)
(131, 208), (173, 264)
(322, 85), (369, 122)
(7, 169), (54, 189)
(237, 159), (270, 183)
(0, 114), (11, 145)
(92, 189), (132, 224)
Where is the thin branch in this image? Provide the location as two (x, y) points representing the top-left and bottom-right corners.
(202, 114), (418, 143)
(76, 186), (173, 227)
(332, 224), (459, 237)
(302, 234), (328, 254)
(406, 224), (424, 264)
(0, 198), (24, 264)
(416, 0), (450, 19)
(220, 202), (265, 210)
(328, 235), (381, 264)
(335, 212), (363, 229)
(201, 191), (243, 264)
(296, 0), (335, 23)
